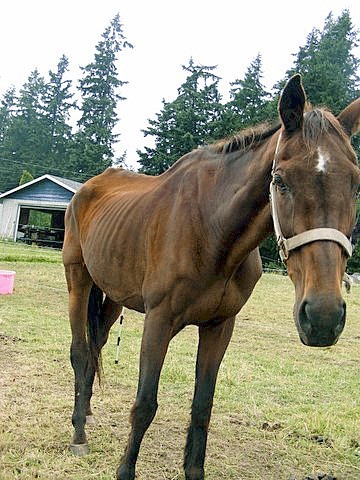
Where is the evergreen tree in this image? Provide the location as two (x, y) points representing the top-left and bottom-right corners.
(138, 59), (223, 175)
(0, 15), (133, 188)
(226, 54), (272, 134)
(177, 59), (224, 145)
(281, 10), (359, 110)
(137, 100), (180, 175)
(70, 14), (132, 181)
(0, 70), (50, 190)
(0, 87), (16, 143)
(19, 169), (34, 185)
(0, 60), (76, 191)
(0, 87), (17, 191)
(44, 55), (75, 169)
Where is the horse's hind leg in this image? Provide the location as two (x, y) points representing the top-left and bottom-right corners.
(184, 317), (235, 480)
(65, 263), (93, 455)
(84, 291), (123, 423)
(66, 264), (122, 454)
(94, 295), (124, 353)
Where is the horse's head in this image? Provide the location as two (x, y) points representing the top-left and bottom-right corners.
(271, 75), (360, 347)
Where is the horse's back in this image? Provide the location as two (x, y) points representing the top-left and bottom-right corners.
(74, 167), (157, 205)
(65, 167), (157, 236)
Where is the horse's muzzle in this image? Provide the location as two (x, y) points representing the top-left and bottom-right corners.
(296, 295), (346, 347)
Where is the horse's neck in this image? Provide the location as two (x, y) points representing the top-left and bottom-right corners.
(210, 144), (274, 272)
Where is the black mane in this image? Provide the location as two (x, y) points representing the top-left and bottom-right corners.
(209, 123), (280, 154)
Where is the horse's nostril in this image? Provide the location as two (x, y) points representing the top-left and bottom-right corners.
(299, 301), (312, 336)
(334, 301), (346, 337)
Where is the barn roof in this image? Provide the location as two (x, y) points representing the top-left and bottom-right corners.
(0, 174), (83, 200)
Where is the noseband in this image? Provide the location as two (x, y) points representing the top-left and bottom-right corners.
(269, 132), (353, 262)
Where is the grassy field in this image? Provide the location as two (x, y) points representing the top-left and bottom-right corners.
(0, 241), (359, 480)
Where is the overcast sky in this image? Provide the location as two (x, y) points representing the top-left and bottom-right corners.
(0, 0), (359, 169)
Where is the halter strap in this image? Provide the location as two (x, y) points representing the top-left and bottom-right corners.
(270, 132), (353, 262)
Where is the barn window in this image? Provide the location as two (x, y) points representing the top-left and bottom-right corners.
(17, 207), (65, 248)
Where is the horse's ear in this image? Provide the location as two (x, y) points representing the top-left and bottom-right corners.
(337, 98), (360, 137)
(278, 74), (306, 134)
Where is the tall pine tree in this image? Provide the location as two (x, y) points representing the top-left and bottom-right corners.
(225, 54), (271, 134)
(283, 10), (359, 110)
(138, 59), (223, 175)
(0, 87), (17, 191)
(70, 14), (132, 181)
(44, 55), (75, 171)
(0, 60), (76, 191)
(0, 70), (50, 189)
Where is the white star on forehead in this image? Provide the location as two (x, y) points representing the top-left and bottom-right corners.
(315, 147), (330, 173)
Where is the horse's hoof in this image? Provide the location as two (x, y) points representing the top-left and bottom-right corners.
(116, 464), (135, 480)
(69, 443), (89, 456)
(86, 415), (96, 425)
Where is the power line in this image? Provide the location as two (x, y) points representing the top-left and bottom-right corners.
(0, 155), (108, 182)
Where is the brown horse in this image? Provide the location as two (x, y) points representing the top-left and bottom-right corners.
(62, 74), (360, 480)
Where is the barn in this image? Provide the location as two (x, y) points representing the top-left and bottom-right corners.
(0, 174), (82, 248)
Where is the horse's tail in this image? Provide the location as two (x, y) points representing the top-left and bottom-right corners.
(87, 283), (104, 382)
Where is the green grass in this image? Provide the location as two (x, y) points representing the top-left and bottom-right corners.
(0, 242), (359, 479)
(0, 240), (62, 263)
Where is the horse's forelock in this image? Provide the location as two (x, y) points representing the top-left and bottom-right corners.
(303, 107), (347, 149)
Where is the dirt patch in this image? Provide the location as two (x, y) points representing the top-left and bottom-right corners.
(0, 333), (22, 343)
(288, 474), (337, 480)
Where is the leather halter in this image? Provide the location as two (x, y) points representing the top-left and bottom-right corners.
(269, 132), (353, 262)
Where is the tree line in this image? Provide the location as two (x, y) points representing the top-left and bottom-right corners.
(0, 10), (359, 270)
(1, 10), (358, 190)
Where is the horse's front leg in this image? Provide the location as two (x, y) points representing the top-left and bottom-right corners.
(184, 316), (235, 480)
(116, 308), (173, 480)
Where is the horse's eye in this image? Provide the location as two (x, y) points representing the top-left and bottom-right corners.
(273, 174), (288, 193)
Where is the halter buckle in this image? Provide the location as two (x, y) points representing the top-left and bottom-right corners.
(278, 238), (289, 263)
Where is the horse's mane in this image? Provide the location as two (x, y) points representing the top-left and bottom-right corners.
(207, 105), (347, 156)
(208, 123), (280, 155)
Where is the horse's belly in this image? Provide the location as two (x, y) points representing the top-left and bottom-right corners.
(85, 257), (144, 307)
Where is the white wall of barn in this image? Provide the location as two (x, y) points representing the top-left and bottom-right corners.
(0, 198), (18, 239)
